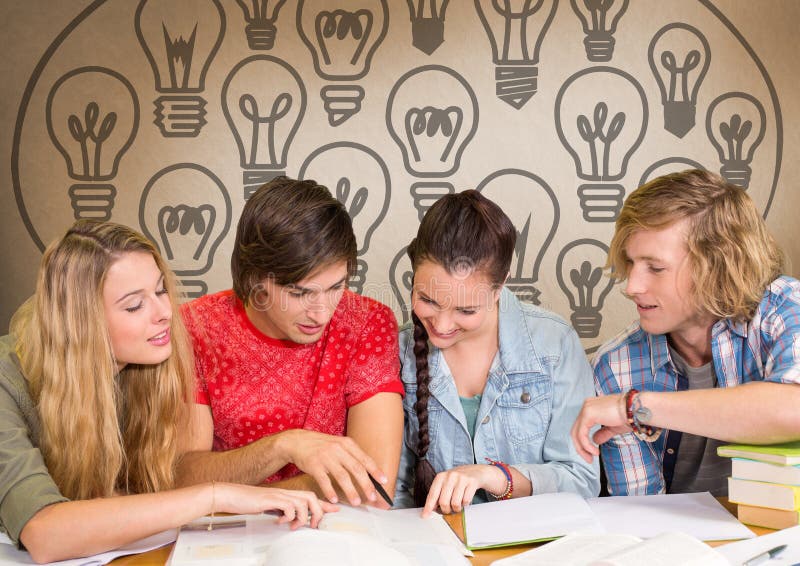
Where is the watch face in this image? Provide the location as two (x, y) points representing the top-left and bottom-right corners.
(634, 406), (653, 424)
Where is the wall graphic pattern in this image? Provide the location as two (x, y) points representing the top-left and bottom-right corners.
(12, 0), (783, 354)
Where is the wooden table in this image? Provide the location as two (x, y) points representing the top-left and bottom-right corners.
(110, 499), (773, 566)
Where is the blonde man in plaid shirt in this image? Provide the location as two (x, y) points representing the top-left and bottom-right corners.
(571, 169), (800, 496)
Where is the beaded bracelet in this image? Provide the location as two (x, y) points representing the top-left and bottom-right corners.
(624, 389), (662, 442)
(485, 458), (513, 500)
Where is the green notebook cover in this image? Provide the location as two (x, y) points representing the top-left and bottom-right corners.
(460, 512), (561, 550)
(717, 441), (800, 465)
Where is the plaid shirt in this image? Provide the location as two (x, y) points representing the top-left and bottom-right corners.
(594, 276), (800, 495)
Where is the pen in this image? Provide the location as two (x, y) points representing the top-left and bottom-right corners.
(742, 544), (787, 566)
(368, 472), (394, 507)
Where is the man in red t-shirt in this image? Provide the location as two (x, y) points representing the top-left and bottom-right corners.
(177, 177), (404, 508)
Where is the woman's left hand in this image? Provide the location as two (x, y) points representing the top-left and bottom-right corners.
(422, 464), (505, 517)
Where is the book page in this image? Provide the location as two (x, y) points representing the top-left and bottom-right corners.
(464, 492), (602, 549)
(592, 532), (727, 566)
(490, 533), (642, 565)
(170, 507), (470, 566)
(586, 492), (755, 541)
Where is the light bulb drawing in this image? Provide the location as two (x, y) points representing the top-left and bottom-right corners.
(555, 67), (647, 222)
(476, 169), (559, 305)
(407, 0), (449, 55)
(46, 67), (138, 221)
(139, 163), (231, 298)
(297, 0), (388, 126)
(570, 0), (629, 62)
(222, 55), (306, 200)
(298, 142), (391, 294)
(648, 22), (710, 138)
(475, 0), (557, 109)
(386, 65), (478, 221)
(135, 0), (224, 138)
(556, 239), (614, 338)
(639, 157), (705, 188)
(706, 92), (766, 190)
(389, 245), (414, 325)
(235, 0), (288, 50)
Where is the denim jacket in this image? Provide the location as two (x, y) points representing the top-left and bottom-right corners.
(394, 288), (599, 508)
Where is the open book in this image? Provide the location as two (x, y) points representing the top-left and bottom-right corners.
(168, 506), (470, 566)
(490, 532), (727, 566)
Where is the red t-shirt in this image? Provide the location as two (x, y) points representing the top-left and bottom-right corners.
(181, 289), (403, 482)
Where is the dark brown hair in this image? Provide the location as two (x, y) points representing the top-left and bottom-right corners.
(609, 169), (783, 320)
(407, 190), (516, 506)
(231, 176), (357, 303)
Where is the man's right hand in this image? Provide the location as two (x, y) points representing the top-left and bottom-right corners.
(276, 430), (386, 506)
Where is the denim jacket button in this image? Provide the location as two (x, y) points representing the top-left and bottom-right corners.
(520, 391), (531, 403)
(481, 415), (490, 424)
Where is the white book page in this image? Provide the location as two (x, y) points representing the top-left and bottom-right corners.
(587, 492), (755, 541)
(592, 532), (727, 566)
(490, 533), (641, 565)
(464, 492), (603, 548)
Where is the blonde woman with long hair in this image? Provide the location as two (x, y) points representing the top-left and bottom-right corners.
(0, 220), (334, 563)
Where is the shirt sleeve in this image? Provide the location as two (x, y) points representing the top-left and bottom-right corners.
(760, 284), (800, 385)
(594, 354), (666, 495)
(0, 373), (67, 546)
(513, 327), (600, 498)
(344, 303), (404, 407)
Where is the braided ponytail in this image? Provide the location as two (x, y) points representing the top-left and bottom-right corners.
(411, 312), (438, 506)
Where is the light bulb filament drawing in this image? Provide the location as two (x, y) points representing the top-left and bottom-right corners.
(570, 260), (603, 312)
(405, 106), (463, 163)
(239, 92), (292, 166)
(489, 0), (544, 61)
(163, 24), (197, 89)
(67, 102), (117, 180)
(157, 204), (216, 262)
(576, 102), (625, 179)
(335, 177), (368, 219)
(661, 50), (700, 103)
(718, 114), (753, 163)
(316, 9), (373, 66)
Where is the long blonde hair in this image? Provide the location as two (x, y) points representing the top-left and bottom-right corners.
(608, 169), (784, 321)
(10, 220), (194, 500)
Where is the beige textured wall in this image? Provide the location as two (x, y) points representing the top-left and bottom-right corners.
(1, 1), (798, 353)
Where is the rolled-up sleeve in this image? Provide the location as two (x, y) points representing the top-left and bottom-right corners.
(0, 366), (67, 546)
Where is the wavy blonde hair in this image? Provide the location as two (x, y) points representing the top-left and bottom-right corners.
(10, 220), (194, 500)
(608, 169), (784, 321)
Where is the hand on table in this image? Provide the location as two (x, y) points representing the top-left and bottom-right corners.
(422, 464), (504, 518)
(570, 393), (632, 463)
(218, 484), (337, 529)
(282, 429), (388, 508)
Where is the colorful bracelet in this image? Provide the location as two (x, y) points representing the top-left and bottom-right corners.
(624, 388), (662, 442)
(485, 458), (513, 500)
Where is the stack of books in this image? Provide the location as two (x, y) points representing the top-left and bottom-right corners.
(718, 441), (800, 530)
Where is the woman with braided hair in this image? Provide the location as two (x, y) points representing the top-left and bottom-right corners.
(394, 191), (599, 515)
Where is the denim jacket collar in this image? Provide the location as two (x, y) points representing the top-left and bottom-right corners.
(425, 287), (545, 422)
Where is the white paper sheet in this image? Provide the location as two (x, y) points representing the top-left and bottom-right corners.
(463, 492), (603, 549)
(587, 492), (755, 541)
(0, 529), (176, 566)
(715, 524), (800, 565)
(170, 506), (470, 566)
